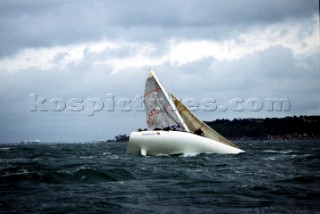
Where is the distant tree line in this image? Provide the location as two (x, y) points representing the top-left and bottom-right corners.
(103, 115), (320, 142)
(205, 115), (320, 140)
(102, 134), (129, 143)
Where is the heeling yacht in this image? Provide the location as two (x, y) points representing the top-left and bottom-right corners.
(126, 70), (244, 156)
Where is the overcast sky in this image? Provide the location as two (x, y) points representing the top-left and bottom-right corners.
(0, 0), (319, 143)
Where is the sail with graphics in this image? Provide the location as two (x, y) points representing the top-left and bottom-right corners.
(144, 71), (189, 132)
(126, 70), (244, 156)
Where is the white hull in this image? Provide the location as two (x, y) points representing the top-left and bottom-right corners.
(126, 131), (244, 156)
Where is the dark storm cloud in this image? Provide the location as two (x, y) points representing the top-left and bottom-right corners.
(0, 0), (318, 56)
(0, 0), (318, 142)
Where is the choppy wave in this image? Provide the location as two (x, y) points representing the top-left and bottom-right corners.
(0, 141), (319, 213)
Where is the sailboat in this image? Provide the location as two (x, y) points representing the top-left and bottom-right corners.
(126, 70), (244, 156)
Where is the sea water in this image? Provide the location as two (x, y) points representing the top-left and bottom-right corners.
(0, 141), (319, 213)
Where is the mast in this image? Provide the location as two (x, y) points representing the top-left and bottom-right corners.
(149, 70), (190, 132)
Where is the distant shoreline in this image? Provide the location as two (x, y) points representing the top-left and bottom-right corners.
(103, 115), (320, 143)
(228, 136), (320, 141)
(8, 115), (318, 144)
(204, 115), (320, 141)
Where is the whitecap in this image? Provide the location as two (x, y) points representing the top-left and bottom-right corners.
(179, 153), (199, 158)
(155, 154), (170, 157)
(102, 152), (110, 156)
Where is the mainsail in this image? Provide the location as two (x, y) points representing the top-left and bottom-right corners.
(144, 71), (189, 131)
(171, 95), (238, 148)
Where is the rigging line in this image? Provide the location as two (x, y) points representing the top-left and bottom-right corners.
(130, 68), (148, 132)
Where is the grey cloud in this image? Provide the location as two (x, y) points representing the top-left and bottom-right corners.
(0, 0), (319, 142)
(0, 0), (318, 56)
(0, 63), (147, 142)
(155, 45), (319, 118)
(0, 44), (319, 142)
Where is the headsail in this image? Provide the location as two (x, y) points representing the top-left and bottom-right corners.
(144, 71), (189, 131)
(171, 95), (238, 148)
